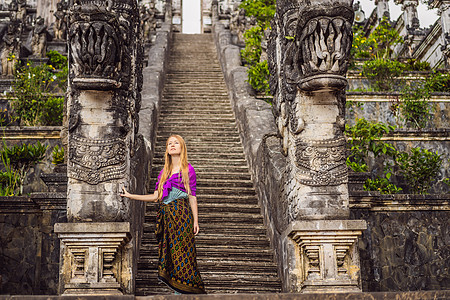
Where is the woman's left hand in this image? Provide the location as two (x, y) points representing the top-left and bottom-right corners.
(193, 222), (199, 236)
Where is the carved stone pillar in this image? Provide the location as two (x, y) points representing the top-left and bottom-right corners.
(397, 0), (420, 31)
(375, 0), (390, 20)
(429, 0), (450, 67)
(55, 0), (143, 295)
(268, 0), (367, 292)
(66, 0), (141, 223)
(395, 0), (421, 56)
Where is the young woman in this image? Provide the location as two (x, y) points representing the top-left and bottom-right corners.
(121, 135), (206, 294)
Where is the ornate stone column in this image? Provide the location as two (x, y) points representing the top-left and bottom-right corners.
(429, 0), (450, 67)
(375, 0), (390, 20)
(268, 0), (367, 292)
(397, 0), (420, 31)
(395, 0), (421, 56)
(55, 0), (143, 295)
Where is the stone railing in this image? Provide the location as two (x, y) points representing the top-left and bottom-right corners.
(139, 21), (173, 193)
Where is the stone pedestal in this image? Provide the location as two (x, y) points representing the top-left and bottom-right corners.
(54, 222), (132, 295)
(283, 220), (367, 293)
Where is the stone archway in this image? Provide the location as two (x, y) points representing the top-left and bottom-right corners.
(182, 0), (202, 33)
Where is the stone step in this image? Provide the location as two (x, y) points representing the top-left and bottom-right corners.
(159, 109), (232, 114)
(161, 98), (229, 103)
(136, 276), (282, 294)
(154, 145), (245, 153)
(157, 123), (237, 130)
(156, 136), (241, 144)
(144, 202), (261, 216)
(141, 235), (270, 248)
(140, 244), (275, 260)
(156, 116), (237, 123)
(156, 133), (240, 141)
(138, 259), (279, 273)
(156, 125), (238, 132)
(150, 165), (250, 175)
(164, 89), (228, 99)
(137, 271), (280, 283)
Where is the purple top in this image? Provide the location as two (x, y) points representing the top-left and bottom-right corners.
(155, 163), (197, 199)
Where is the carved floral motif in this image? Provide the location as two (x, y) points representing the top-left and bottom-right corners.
(68, 136), (127, 185)
(295, 137), (347, 186)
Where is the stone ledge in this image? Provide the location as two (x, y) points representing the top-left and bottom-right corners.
(0, 126), (62, 139)
(350, 191), (450, 210)
(1, 290), (450, 299)
(0, 196), (40, 213)
(54, 222), (131, 234)
(286, 220), (367, 234)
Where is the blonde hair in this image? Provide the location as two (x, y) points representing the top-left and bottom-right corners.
(157, 135), (191, 199)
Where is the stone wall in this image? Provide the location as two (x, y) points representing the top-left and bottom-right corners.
(346, 93), (450, 129)
(351, 194), (450, 292)
(212, 21), (450, 292)
(0, 194), (66, 294)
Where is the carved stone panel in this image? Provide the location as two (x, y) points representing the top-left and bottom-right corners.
(55, 222), (132, 295)
(68, 0), (138, 90)
(295, 137), (347, 186)
(68, 136), (127, 185)
(285, 220), (367, 293)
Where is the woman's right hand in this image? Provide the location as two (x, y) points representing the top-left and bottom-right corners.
(120, 187), (131, 198)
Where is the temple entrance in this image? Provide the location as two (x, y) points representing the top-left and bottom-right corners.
(182, 0), (202, 33)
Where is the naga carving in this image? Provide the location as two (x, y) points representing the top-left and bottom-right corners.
(269, 0), (353, 220)
(270, 0), (353, 94)
(69, 0), (136, 90)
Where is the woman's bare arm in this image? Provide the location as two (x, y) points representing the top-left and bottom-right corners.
(189, 195), (199, 235)
(120, 187), (159, 202)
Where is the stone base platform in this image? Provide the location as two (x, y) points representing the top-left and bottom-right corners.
(1, 291), (449, 300)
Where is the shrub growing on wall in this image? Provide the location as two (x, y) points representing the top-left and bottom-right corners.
(345, 118), (401, 194)
(362, 57), (406, 91)
(0, 141), (47, 195)
(397, 147), (443, 194)
(8, 51), (67, 126)
(239, 0), (275, 97)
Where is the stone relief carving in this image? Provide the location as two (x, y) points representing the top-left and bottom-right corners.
(295, 137), (347, 186)
(67, 0), (142, 186)
(68, 135), (127, 185)
(68, 0), (138, 90)
(269, 0), (353, 222)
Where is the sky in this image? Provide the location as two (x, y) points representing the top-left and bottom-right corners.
(357, 0), (439, 28)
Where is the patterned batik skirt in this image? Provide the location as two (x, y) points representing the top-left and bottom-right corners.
(155, 198), (206, 294)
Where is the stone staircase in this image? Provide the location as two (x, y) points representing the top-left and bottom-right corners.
(135, 33), (282, 295)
